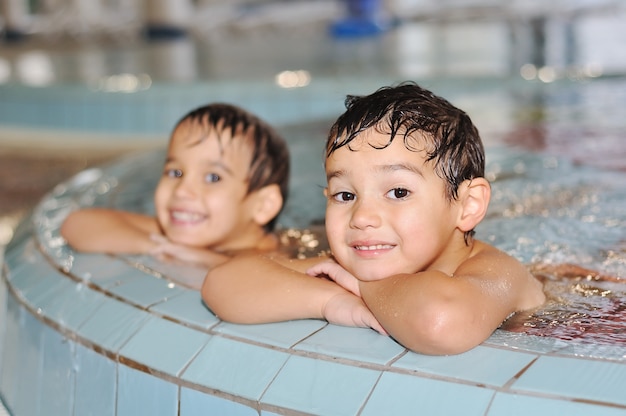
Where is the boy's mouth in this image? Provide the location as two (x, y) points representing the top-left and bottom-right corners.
(170, 210), (205, 223)
(354, 244), (394, 251)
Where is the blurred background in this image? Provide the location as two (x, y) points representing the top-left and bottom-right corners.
(0, 0), (625, 236)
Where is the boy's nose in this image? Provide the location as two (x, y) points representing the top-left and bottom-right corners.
(349, 199), (381, 229)
(173, 177), (196, 198)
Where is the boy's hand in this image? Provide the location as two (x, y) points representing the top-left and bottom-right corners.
(323, 292), (388, 335)
(306, 260), (361, 297)
(148, 233), (229, 268)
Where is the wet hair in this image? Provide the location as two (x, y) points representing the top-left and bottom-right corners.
(326, 81), (485, 242)
(173, 103), (290, 232)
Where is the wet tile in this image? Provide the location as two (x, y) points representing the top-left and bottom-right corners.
(39, 324), (75, 416)
(76, 297), (151, 353)
(360, 371), (494, 416)
(392, 345), (538, 387)
(40, 283), (105, 332)
(2, 298), (43, 416)
(74, 343), (117, 416)
(262, 355), (381, 416)
(513, 356), (626, 407)
(182, 337), (289, 401)
(117, 365), (178, 416)
(149, 290), (219, 330)
(488, 392), (626, 416)
(119, 316), (210, 377)
(215, 319), (326, 349)
(69, 253), (143, 289)
(108, 272), (186, 308)
(180, 387), (257, 416)
(293, 324), (405, 365)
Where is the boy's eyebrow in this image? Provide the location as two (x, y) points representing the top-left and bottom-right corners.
(326, 163), (424, 181)
(379, 163), (425, 177)
(326, 169), (346, 182)
(163, 157), (236, 176)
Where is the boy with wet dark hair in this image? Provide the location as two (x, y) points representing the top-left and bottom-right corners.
(62, 103), (289, 270)
(202, 82), (545, 355)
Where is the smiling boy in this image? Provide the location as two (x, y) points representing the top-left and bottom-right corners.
(202, 83), (545, 355)
(61, 103), (289, 271)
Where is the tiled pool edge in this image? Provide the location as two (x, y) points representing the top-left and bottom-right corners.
(1, 161), (626, 415)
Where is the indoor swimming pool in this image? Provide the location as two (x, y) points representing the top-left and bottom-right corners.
(1, 4), (626, 415)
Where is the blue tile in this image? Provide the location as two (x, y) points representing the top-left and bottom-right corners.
(392, 345), (537, 387)
(69, 253), (143, 289)
(262, 355), (381, 416)
(76, 297), (151, 353)
(360, 372), (493, 416)
(117, 365), (178, 416)
(180, 387), (257, 416)
(215, 319), (326, 349)
(488, 392), (626, 416)
(74, 343), (117, 416)
(134, 256), (207, 290)
(119, 316), (210, 376)
(108, 271), (186, 308)
(2, 234), (32, 272)
(5, 249), (55, 287)
(149, 290), (219, 330)
(39, 324), (75, 416)
(182, 337), (289, 401)
(513, 356), (626, 407)
(0, 279), (6, 364)
(293, 324), (405, 365)
(36, 280), (106, 332)
(4, 300), (44, 416)
(17, 266), (70, 311)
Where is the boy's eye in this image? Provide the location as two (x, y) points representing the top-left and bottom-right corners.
(387, 188), (410, 199)
(165, 168), (183, 178)
(205, 173), (221, 183)
(332, 191), (355, 202)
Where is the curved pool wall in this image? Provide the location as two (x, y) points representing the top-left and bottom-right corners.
(2, 77), (626, 415)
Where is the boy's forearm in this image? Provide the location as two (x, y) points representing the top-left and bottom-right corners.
(61, 209), (155, 254)
(202, 255), (344, 324)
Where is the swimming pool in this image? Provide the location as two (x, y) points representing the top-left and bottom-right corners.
(1, 10), (626, 414)
(1, 73), (625, 415)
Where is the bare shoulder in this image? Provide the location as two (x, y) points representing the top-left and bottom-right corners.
(458, 240), (546, 311)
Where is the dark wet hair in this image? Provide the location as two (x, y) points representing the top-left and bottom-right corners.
(174, 103), (289, 232)
(326, 81), (485, 242)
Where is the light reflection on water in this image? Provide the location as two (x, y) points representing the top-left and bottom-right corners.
(501, 274), (626, 346)
(479, 129), (625, 346)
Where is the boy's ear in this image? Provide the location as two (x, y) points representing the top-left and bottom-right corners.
(252, 184), (283, 226)
(456, 178), (490, 232)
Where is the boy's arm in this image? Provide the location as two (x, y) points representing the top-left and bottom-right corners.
(358, 246), (544, 355)
(201, 255), (386, 333)
(148, 233), (231, 268)
(61, 208), (160, 254)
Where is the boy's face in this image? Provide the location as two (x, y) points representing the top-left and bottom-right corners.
(324, 130), (463, 281)
(154, 122), (263, 251)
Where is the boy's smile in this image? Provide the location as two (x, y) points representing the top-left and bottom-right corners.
(324, 131), (465, 282)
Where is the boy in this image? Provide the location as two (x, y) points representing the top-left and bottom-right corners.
(202, 82), (545, 355)
(61, 103), (289, 270)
